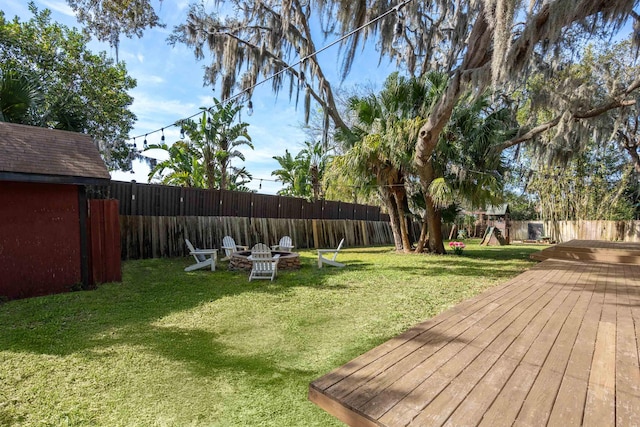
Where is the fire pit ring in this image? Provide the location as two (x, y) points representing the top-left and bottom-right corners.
(228, 250), (301, 271)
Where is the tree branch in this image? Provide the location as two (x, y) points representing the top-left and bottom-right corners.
(497, 76), (640, 151)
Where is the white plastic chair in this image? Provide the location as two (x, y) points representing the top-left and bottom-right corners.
(318, 238), (345, 268)
(271, 236), (294, 252)
(248, 243), (280, 281)
(221, 235), (249, 261)
(184, 239), (217, 271)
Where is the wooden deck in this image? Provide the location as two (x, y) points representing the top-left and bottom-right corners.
(309, 240), (640, 426)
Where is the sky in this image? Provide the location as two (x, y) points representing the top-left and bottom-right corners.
(3, 0), (396, 194)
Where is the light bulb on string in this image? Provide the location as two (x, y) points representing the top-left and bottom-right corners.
(122, 1), (418, 149)
(180, 127), (185, 139)
(160, 128), (165, 143)
(259, 179), (262, 189)
(143, 134), (147, 147)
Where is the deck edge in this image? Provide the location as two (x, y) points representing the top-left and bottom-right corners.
(309, 383), (382, 427)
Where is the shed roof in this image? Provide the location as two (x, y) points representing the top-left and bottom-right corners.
(0, 122), (110, 185)
(485, 203), (509, 216)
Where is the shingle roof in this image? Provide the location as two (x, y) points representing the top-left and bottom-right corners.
(485, 203), (509, 216)
(0, 122), (110, 183)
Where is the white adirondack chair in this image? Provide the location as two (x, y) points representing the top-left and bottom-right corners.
(271, 235), (294, 252)
(221, 235), (249, 261)
(184, 239), (217, 271)
(318, 238), (345, 268)
(248, 243), (280, 281)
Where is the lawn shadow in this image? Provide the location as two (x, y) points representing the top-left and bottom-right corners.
(0, 244), (542, 358)
(0, 256), (355, 357)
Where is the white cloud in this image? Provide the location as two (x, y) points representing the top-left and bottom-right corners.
(131, 91), (200, 120)
(198, 95), (214, 106)
(176, 0), (190, 11)
(40, 0), (74, 17)
(136, 74), (165, 85)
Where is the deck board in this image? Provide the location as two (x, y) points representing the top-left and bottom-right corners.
(310, 241), (640, 426)
(362, 264), (562, 424)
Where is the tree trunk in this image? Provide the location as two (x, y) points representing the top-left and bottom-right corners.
(205, 152), (216, 190)
(381, 188), (403, 250)
(220, 163), (228, 190)
(392, 187), (413, 253)
(426, 203), (445, 254)
(310, 164), (320, 200)
(412, 10), (493, 253)
(414, 209), (429, 253)
(414, 156), (446, 253)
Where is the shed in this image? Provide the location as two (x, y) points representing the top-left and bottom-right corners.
(0, 122), (121, 300)
(478, 204), (511, 244)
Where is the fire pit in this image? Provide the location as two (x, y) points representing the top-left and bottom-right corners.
(228, 250), (301, 271)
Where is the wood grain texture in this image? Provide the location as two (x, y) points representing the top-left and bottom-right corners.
(310, 241), (640, 427)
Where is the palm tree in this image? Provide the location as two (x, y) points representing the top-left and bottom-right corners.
(227, 166), (254, 192)
(417, 94), (512, 253)
(0, 68), (41, 124)
(272, 149), (311, 198)
(331, 72), (440, 252)
(179, 112), (218, 189)
(207, 99), (253, 190)
(177, 98), (253, 190)
(298, 140), (330, 200)
(146, 141), (206, 187)
(271, 140), (331, 199)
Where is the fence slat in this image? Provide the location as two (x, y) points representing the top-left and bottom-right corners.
(511, 220), (640, 243)
(119, 216), (395, 260)
(105, 181), (384, 221)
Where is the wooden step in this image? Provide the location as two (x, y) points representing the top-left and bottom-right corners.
(530, 242), (640, 265)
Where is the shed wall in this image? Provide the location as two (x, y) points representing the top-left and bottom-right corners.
(0, 181), (81, 299)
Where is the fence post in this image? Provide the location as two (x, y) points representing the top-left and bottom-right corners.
(179, 187), (185, 216)
(130, 181), (138, 215)
(361, 220), (369, 246)
(312, 219), (320, 249)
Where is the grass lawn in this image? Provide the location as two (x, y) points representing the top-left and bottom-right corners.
(0, 241), (545, 426)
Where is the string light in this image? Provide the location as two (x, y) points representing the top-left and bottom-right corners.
(247, 100), (254, 116)
(160, 128), (165, 142)
(126, 0), (414, 146)
(180, 127), (185, 139)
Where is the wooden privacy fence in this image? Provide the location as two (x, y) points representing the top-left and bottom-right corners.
(120, 216), (394, 260)
(94, 181), (389, 221)
(510, 220), (640, 243)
